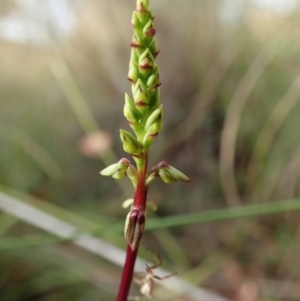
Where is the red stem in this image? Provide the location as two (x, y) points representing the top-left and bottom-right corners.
(116, 246), (138, 301)
(116, 156), (148, 301)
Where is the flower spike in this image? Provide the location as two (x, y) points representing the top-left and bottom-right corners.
(100, 2), (189, 299)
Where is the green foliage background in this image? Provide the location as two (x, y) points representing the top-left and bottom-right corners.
(1, 0), (300, 300)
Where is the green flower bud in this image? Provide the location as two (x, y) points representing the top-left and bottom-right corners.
(132, 79), (149, 113)
(139, 49), (155, 76)
(157, 161), (190, 184)
(145, 105), (163, 130)
(145, 117), (162, 135)
(146, 69), (160, 88)
(143, 132), (158, 151)
(100, 158), (131, 179)
(143, 20), (156, 37)
(130, 37), (144, 57)
(143, 106), (162, 150)
(124, 93), (140, 126)
(148, 88), (160, 110)
(136, 1), (151, 25)
(137, 0), (149, 8)
(122, 198), (134, 208)
(128, 56), (139, 83)
(146, 168), (158, 185)
(100, 163), (119, 177)
(131, 11), (142, 28)
(131, 78), (143, 95)
(149, 38), (159, 57)
(120, 129), (143, 157)
(126, 163), (138, 187)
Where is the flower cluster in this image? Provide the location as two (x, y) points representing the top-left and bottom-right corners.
(100, 0), (189, 251)
(123, 0), (162, 158)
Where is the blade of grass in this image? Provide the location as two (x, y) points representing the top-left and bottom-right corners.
(145, 199), (300, 230)
(247, 77), (300, 202)
(220, 30), (288, 207)
(3, 184), (300, 234)
(0, 213), (19, 236)
(183, 249), (231, 284)
(0, 233), (71, 251)
(0, 127), (62, 180)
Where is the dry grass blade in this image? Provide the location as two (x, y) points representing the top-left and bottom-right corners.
(220, 34), (286, 207)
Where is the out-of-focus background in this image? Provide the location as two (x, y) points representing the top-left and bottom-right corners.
(1, 0), (300, 300)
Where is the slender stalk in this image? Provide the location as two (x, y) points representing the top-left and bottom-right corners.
(116, 246), (138, 301)
(117, 154), (148, 301)
(134, 156), (148, 209)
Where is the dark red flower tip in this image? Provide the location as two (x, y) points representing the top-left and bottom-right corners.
(145, 27), (156, 36)
(149, 132), (158, 138)
(149, 82), (162, 89)
(130, 42), (143, 48)
(135, 100), (148, 107)
(127, 76), (137, 83)
(157, 161), (169, 168)
(139, 63), (153, 70)
(154, 49), (160, 57)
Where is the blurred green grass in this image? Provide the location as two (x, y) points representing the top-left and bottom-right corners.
(1, 0), (300, 300)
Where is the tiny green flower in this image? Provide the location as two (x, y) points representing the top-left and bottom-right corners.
(126, 163), (138, 187)
(132, 79), (149, 113)
(124, 93), (141, 128)
(143, 20), (156, 37)
(138, 49), (155, 76)
(127, 59), (139, 83)
(145, 168), (158, 185)
(146, 71), (160, 88)
(143, 106), (163, 150)
(144, 105), (163, 130)
(120, 130), (144, 157)
(100, 158), (131, 179)
(122, 198), (134, 208)
(157, 161), (190, 184)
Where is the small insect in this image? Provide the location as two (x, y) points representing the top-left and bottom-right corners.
(129, 250), (177, 300)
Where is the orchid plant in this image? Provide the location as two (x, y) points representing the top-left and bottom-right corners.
(100, 1), (189, 300)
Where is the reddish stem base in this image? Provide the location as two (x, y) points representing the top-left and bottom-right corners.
(116, 245), (138, 301)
